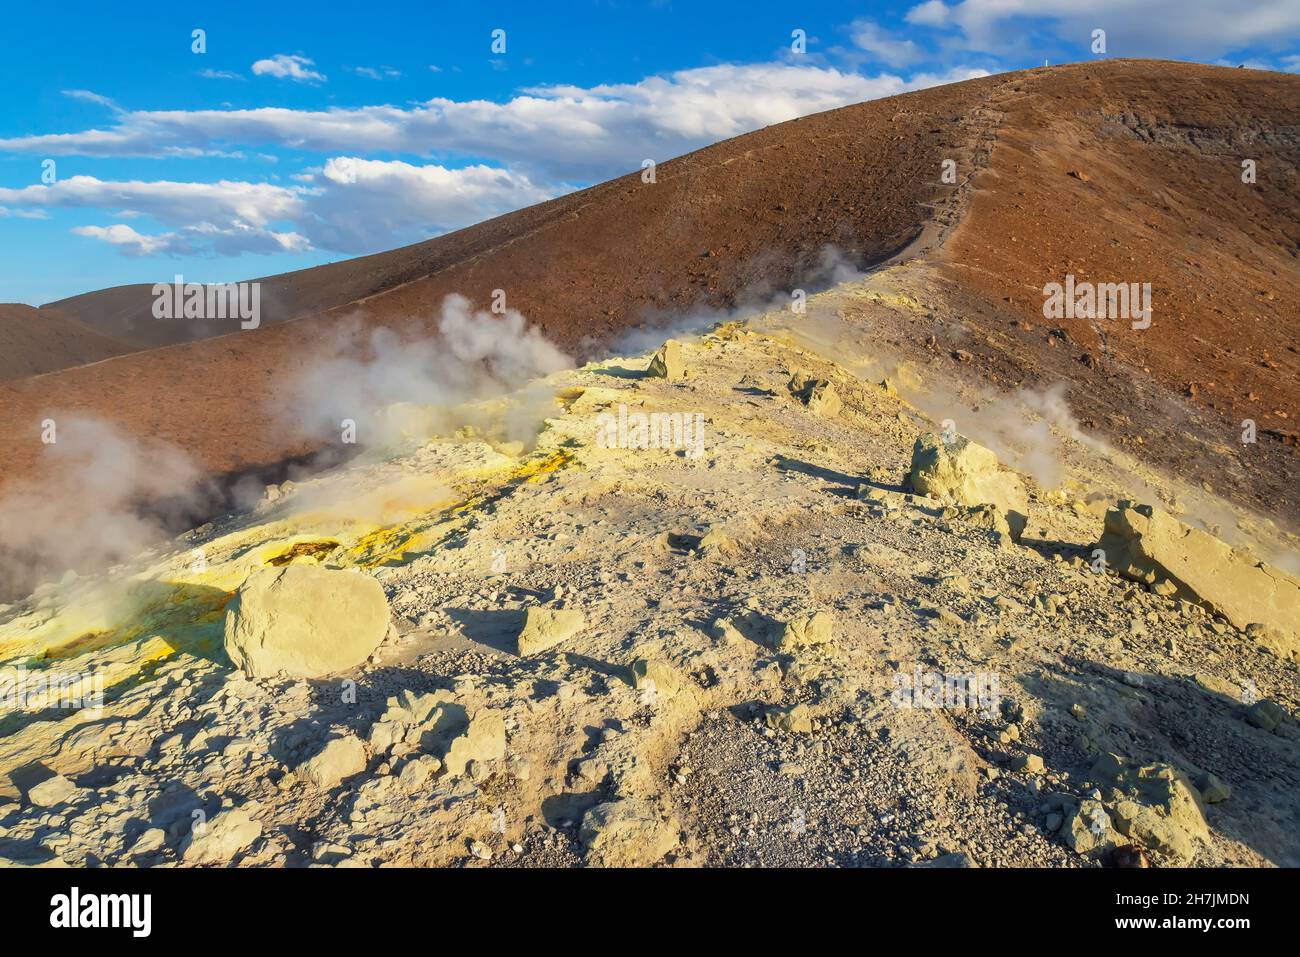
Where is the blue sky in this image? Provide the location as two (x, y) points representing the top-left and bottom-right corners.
(2, 0), (1297, 305)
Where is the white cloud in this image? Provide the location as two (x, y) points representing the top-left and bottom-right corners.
(71, 222), (310, 257)
(352, 66), (402, 80)
(914, 0), (1300, 57)
(305, 157), (554, 252)
(3, 161), (553, 258)
(199, 69), (244, 81)
(907, 2), (952, 27)
(850, 21), (925, 67)
(70, 223), (182, 255)
(0, 62), (979, 182)
(0, 175), (305, 228)
(0, 59), (1005, 261)
(62, 89), (122, 111)
(251, 54), (326, 83)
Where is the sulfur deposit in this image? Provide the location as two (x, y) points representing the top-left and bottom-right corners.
(0, 268), (1296, 870)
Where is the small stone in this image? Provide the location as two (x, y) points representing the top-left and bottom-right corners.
(297, 735), (368, 790)
(1198, 773), (1231, 804)
(646, 339), (685, 380)
(516, 607), (585, 656)
(787, 373), (842, 418)
(1011, 753), (1045, 775)
(26, 775), (81, 809)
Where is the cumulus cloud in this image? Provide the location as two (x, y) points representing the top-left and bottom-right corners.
(0, 60), (996, 260)
(0, 175), (304, 228)
(1, 162), (554, 258)
(905, 0), (1300, 58)
(71, 222), (309, 257)
(0, 62), (984, 181)
(850, 21), (925, 67)
(251, 53), (325, 83)
(306, 157), (555, 252)
(907, 1), (952, 27)
(70, 223), (183, 255)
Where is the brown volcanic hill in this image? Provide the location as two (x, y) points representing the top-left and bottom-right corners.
(0, 303), (130, 382)
(38, 68), (997, 356)
(0, 66), (1005, 488)
(0, 59), (1296, 527)
(927, 60), (1300, 521)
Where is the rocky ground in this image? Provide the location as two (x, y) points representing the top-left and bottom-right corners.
(0, 265), (1297, 868)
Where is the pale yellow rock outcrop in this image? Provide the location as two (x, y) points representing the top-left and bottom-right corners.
(580, 800), (679, 866)
(516, 607), (585, 656)
(1098, 502), (1300, 653)
(775, 611), (836, 652)
(180, 807), (262, 865)
(907, 432), (1029, 540)
(223, 565), (391, 678)
(297, 735), (368, 789)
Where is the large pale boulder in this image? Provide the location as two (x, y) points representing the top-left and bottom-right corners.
(906, 432), (1028, 540)
(297, 734), (368, 789)
(787, 373), (842, 418)
(516, 607), (585, 656)
(580, 800), (679, 867)
(223, 565), (391, 678)
(1089, 754), (1209, 864)
(1097, 502), (1300, 653)
(180, 807), (262, 865)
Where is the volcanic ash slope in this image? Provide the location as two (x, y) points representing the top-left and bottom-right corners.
(0, 268), (1298, 868)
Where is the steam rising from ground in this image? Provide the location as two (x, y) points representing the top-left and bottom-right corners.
(290, 294), (573, 449)
(764, 300), (1093, 491)
(0, 417), (209, 599)
(592, 246), (868, 359)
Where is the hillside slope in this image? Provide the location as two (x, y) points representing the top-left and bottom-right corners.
(0, 68), (1006, 489)
(0, 304), (129, 382)
(0, 60), (1296, 529)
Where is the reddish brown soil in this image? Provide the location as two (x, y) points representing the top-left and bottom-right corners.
(928, 61), (1300, 522)
(0, 70), (1006, 490)
(1, 59), (1296, 528)
(0, 304), (129, 382)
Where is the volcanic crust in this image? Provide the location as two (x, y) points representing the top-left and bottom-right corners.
(0, 282), (1296, 868)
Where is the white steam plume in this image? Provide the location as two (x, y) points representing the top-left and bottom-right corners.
(289, 293), (573, 449)
(0, 416), (208, 599)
